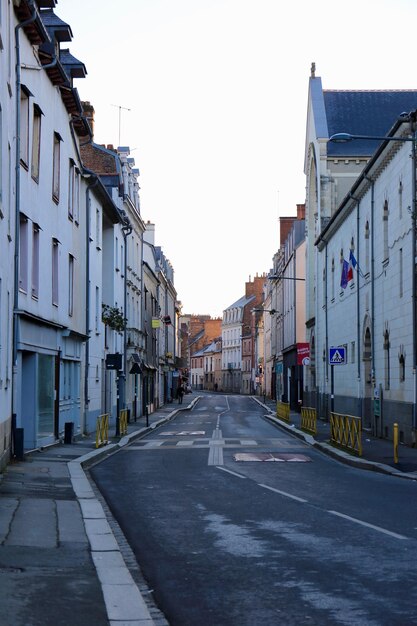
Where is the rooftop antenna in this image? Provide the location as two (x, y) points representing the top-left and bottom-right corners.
(111, 104), (131, 147)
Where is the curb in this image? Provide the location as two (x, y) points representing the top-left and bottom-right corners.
(251, 397), (417, 482)
(67, 397), (200, 625)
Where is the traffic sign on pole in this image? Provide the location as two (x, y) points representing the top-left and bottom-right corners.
(329, 347), (346, 365)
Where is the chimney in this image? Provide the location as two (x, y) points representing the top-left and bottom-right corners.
(297, 203), (306, 220)
(82, 101), (95, 137)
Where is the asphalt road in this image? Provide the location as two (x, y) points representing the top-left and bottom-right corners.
(90, 393), (417, 626)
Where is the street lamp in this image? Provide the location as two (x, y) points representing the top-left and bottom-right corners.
(252, 308), (277, 315)
(267, 275), (305, 281)
(329, 120), (417, 433)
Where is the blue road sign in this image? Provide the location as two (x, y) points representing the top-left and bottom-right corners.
(329, 347), (346, 365)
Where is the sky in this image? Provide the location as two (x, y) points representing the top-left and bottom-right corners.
(57, 0), (417, 318)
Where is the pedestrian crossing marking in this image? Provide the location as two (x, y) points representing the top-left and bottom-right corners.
(159, 431), (206, 436)
(126, 438), (307, 451)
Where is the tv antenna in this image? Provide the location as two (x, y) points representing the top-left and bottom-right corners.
(111, 104), (131, 147)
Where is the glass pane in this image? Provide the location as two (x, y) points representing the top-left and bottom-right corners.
(38, 354), (54, 437)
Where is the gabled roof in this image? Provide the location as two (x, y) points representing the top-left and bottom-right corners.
(324, 90), (417, 157)
(40, 9), (73, 41)
(60, 49), (87, 80)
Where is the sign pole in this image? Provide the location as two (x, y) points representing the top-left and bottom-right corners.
(330, 364), (334, 416)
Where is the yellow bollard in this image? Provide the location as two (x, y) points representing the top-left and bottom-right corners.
(393, 422), (399, 464)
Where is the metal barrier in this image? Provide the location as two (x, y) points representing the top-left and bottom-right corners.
(119, 409), (128, 436)
(330, 412), (362, 456)
(96, 413), (109, 449)
(301, 406), (317, 435)
(276, 401), (290, 422)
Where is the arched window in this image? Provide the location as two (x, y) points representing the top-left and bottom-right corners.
(399, 349), (405, 383)
(384, 328), (390, 390)
(398, 179), (403, 220)
(365, 221), (370, 275)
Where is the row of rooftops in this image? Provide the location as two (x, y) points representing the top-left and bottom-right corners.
(15, 1), (89, 136)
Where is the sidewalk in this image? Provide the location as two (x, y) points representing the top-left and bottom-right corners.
(253, 396), (417, 479)
(0, 396), (197, 626)
(1, 393), (417, 626)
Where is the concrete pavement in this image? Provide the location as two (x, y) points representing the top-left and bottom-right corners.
(1, 391), (417, 625)
(0, 398), (196, 626)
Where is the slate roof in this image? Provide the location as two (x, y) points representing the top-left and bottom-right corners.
(324, 90), (417, 157)
(224, 294), (255, 311)
(60, 49), (87, 79)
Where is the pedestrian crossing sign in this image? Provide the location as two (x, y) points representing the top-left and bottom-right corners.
(329, 347), (346, 365)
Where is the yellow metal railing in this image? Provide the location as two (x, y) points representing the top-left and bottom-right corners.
(301, 406), (317, 435)
(330, 412), (362, 456)
(276, 401), (290, 423)
(96, 413), (109, 449)
(119, 409), (128, 436)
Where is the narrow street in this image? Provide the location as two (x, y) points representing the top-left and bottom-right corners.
(91, 393), (417, 626)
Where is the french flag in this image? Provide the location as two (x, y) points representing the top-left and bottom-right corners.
(347, 250), (356, 282)
(341, 251), (358, 289)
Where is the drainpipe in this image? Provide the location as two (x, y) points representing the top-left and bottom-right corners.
(368, 179), (376, 388)
(121, 220), (133, 412)
(324, 240), (329, 415)
(410, 116), (417, 434)
(356, 199), (361, 419)
(68, 118), (99, 433)
(83, 177), (99, 432)
(365, 175), (376, 432)
(12, 1), (38, 451)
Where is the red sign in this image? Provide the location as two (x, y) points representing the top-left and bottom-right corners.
(297, 343), (310, 365)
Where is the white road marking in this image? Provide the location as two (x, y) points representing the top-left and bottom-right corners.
(176, 441), (194, 447)
(258, 483), (308, 503)
(216, 466), (246, 479)
(208, 429), (224, 466)
(328, 510), (408, 540)
(240, 439), (258, 446)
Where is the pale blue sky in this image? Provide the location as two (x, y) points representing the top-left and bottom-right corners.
(58, 0), (417, 317)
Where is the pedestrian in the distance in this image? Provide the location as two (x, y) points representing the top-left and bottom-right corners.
(177, 384), (184, 404)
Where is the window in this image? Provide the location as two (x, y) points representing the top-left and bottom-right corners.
(52, 238), (59, 305)
(95, 286), (100, 333)
(31, 104), (42, 181)
(399, 352), (405, 383)
(31, 223), (40, 299)
(19, 214), (28, 292)
(95, 209), (101, 248)
(384, 329), (390, 390)
(398, 179), (403, 219)
(365, 221), (370, 275)
(20, 88), (30, 168)
(399, 248), (403, 298)
(68, 254), (74, 316)
(68, 160), (80, 223)
(68, 160), (75, 220)
(383, 200), (389, 262)
(0, 105), (3, 215)
(52, 132), (61, 202)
